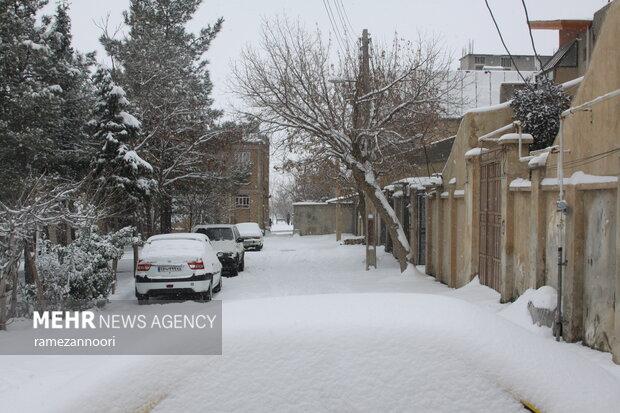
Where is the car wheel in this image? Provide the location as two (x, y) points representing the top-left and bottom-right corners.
(256, 246), (263, 251)
(135, 289), (149, 305)
(213, 276), (222, 293)
(201, 281), (213, 301)
(229, 264), (239, 277)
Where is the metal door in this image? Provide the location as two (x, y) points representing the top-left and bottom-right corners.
(417, 193), (426, 265)
(479, 158), (501, 292)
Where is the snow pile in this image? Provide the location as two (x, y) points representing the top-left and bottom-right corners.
(499, 286), (557, 337)
(528, 151), (549, 168)
(509, 178), (532, 189)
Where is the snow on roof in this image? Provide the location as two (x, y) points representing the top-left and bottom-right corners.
(325, 194), (357, 204)
(498, 133), (534, 144)
(384, 176), (442, 191)
(292, 201), (327, 206)
(510, 178), (532, 189)
(465, 147), (489, 159)
(541, 171), (618, 187)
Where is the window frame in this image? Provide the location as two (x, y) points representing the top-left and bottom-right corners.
(235, 195), (250, 209)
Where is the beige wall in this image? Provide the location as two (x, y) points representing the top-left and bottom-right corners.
(293, 203), (356, 236)
(421, 0), (620, 361)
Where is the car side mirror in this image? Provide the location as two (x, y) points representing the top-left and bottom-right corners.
(237, 237), (243, 243)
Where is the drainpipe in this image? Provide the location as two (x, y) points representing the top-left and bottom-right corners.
(553, 88), (620, 341)
(554, 116), (569, 341)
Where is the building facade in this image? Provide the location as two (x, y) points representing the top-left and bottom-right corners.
(532, 3), (611, 84)
(414, 0), (620, 362)
(459, 53), (550, 71)
(229, 134), (270, 229)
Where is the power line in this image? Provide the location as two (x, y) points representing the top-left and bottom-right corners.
(520, 0), (543, 69)
(322, 0), (347, 54)
(338, 0), (356, 35)
(483, 0), (531, 87)
(333, 0), (353, 40)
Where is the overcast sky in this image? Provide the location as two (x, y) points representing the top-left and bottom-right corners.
(54, 0), (607, 113)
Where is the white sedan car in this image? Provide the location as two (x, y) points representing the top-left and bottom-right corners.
(134, 233), (222, 302)
(236, 222), (264, 251)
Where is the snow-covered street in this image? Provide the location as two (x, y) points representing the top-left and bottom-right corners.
(2, 233), (620, 412)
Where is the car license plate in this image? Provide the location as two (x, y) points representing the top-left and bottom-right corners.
(158, 265), (182, 272)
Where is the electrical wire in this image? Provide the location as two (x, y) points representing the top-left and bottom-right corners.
(483, 0), (532, 87)
(322, 0), (348, 54)
(520, 0), (543, 69)
(338, 0), (356, 35)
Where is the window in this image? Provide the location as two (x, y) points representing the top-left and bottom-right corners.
(474, 56), (486, 64)
(235, 151), (251, 164)
(501, 57), (512, 69)
(235, 195), (250, 209)
(196, 227), (234, 241)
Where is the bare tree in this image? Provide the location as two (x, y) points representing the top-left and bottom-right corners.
(232, 18), (458, 271)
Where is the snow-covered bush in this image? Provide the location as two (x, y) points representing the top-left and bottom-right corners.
(510, 77), (571, 151)
(31, 226), (138, 310)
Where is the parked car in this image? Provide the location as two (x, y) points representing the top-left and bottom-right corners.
(134, 233), (222, 303)
(236, 222), (264, 251)
(193, 224), (245, 276)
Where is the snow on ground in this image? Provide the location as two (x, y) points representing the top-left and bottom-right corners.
(1, 234), (620, 412)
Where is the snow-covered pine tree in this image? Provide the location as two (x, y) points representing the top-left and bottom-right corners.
(42, 1), (96, 180)
(101, 0), (224, 233)
(510, 77), (571, 151)
(89, 68), (155, 216)
(0, 0), (58, 201)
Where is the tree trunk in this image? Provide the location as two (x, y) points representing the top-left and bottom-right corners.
(0, 277), (7, 330)
(351, 164), (412, 273)
(145, 200), (153, 238)
(8, 262), (18, 318)
(25, 240), (45, 310)
(160, 193), (173, 234)
(356, 189), (366, 236)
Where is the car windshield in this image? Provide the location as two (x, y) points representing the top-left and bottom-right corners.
(236, 223), (262, 237)
(197, 227), (233, 241)
(141, 239), (204, 257)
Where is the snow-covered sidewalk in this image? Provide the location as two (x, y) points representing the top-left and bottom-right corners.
(1, 234), (619, 412)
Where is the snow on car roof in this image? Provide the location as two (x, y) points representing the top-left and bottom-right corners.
(236, 222), (262, 237)
(148, 233), (208, 242)
(193, 224), (235, 229)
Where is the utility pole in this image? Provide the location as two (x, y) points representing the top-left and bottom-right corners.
(356, 29), (377, 270)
